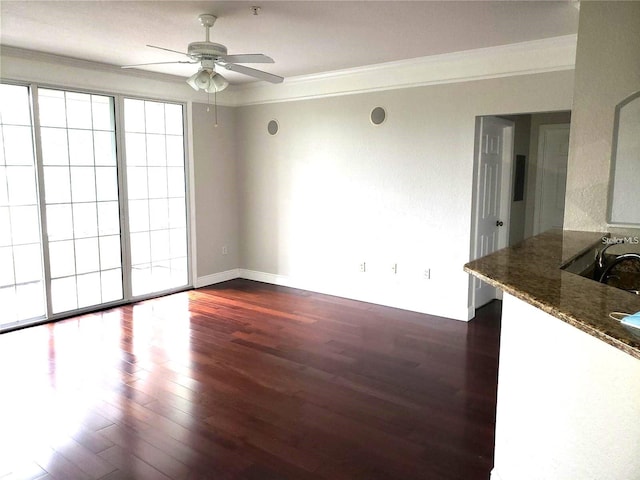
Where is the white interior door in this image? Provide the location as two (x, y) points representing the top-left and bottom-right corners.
(473, 116), (514, 308)
(534, 124), (569, 234)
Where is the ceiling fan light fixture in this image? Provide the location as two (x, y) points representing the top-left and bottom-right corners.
(206, 73), (229, 93)
(187, 69), (229, 93)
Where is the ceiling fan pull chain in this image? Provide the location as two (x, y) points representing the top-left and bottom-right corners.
(214, 89), (218, 127)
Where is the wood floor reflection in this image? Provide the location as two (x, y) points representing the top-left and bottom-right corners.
(0, 279), (501, 480)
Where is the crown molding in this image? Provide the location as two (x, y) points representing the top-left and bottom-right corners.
(227, 34), (577, 106)
(0, 45), (236, 105)
(1, 34), (577, 108)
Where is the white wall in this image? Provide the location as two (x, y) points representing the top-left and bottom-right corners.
(493, 293), (640, 480)
(236, 71), (574, 320)
(564, 1), (640, 231)
(191, 103), (240, 286)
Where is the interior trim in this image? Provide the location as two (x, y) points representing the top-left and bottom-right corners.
(227, 34), (577, 106)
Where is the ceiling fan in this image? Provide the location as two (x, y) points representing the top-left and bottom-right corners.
(122, 13), (283, 92)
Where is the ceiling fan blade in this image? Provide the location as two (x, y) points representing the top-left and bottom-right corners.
(121, 60), (197, 69)
(220, 63), (284, 84)
(146, 44), (190, 56)
(218, 54), (274, 64)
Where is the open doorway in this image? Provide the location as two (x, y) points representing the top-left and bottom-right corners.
(498, 111), (571, 245)
(470, 110), (571, 309)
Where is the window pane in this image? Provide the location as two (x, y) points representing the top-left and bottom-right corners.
(128, 199), (149, 232)
(146, 134), (166, 166)
(151, 261), (171, 291)
(101, 268), (122, 303)
(94, 131), (116, 166)
(0, 246), (14, 286)
(38, 89), (67, 128)
(131, 264), (152, 296)
(13, 243), (42, 283)
(99, 235), (121, 270)
(130, 232), (150, 265)
(96, 166), (118, 201)
(49, 240), (76, 278)
(46, 204), (74, 241)
(76, 271), (101, 308)
(165, 104), (183, 135)
(70, 167), (96, 202)
(51, 276), (77, 313)
(41, 128), (70, 165)
(10, 206), (40, 244)
(43, 166), (72, 204)
(124, 98), (188, 296)
(170, 257), (188, 286)
(1, 83), (45, 326)
(0, 84), (32, 126)
(66, 92), (92, 129)
(166, 136), (184, 166)
(75, 237), (99, 274)
(3, 126), (35, 165)
(149, 198), (169, 230)
(92, 96), (114, 131)
(168, 198), (186, 228)
(16, 281), (45, 319)
(0, 208), (11, 245)
(167, 167), (185, 197)
(124, 99), (145, 132)
(145, 102), (165, 134)
(97, 201), (120, 236)
(148, 167), (167, 199)
(150, 230), (170, 262)
(169, 228), (187, 258)
(68, 129), (94, 165)
(125, 133), (146, 166)
(0, 286), (17, 324)
(0, 168), (6, 205)
(72, 203), (98, 238)
(127, 167), (148, 199)
(6, 166), (38, 205)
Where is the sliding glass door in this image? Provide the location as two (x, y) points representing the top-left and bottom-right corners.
(39, 89), (123, 314)
(0, 84), (46, 327)
(123, 99), (188, 297)
(0, 83), (189, 330)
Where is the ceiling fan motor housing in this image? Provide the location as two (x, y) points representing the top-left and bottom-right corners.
(188, 42), (228, 58)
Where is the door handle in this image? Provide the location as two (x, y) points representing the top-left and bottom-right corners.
(496, 220), (504, 227)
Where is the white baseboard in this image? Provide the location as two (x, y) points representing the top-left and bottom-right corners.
(195, 269), (241, 288)
(239, 269), (470, 321)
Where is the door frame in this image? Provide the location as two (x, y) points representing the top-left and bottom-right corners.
(469, 116), (515, 310)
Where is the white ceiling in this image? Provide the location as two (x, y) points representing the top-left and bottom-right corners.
(0, 1), (579, 85)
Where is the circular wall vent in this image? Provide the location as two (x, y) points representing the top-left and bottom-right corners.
(370, 107), (386, 125)
(267, 119), (279, 135)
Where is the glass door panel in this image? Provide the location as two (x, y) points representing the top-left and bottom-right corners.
(123, 99), (187, 297)
(38, 89), (123, 314)
(0, 84), (46, 327)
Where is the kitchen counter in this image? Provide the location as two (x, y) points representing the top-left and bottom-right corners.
(465, 229), (640, 360)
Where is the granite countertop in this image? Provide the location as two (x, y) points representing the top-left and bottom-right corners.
(464, 229), (640, 360)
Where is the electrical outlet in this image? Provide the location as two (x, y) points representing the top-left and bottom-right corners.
(359, 262), (366, 273)
(222, 245), (228, 255)
(423, 268), (431, 279)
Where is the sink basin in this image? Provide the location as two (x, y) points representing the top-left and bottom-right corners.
(562, 244), (640, 295)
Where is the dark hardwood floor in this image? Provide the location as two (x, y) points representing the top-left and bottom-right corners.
(0, 279), (501, 480)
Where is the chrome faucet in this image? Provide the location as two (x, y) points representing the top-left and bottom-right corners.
(594, 242), (625, 280)
(599, 253), (640, 295)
